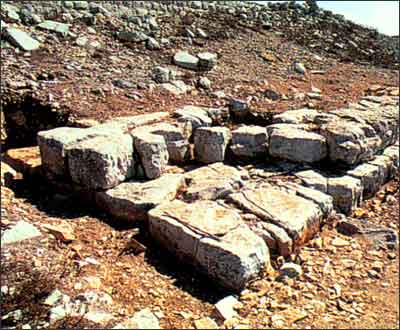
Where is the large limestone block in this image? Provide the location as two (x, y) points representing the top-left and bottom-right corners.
(132, 133), (169, 179)
(97, 112), (170, 132)
(37, 127), (102, 178)
(230, 126), (268, 159)
(268, 126), (327, 163)
(184, 163), (243, 200)
(272, 109), (320, 124)
(95, 174), (185, 221)
(228, 185), (324, 245)
(67, 134), (135, 190)
(320, 119), (381, 165)
(194, 127), (232, 164)
(327, 176), (363, 214)
(252, 222), (293, 257)
(369, 155), (397, 182)
(347, 163), (385, 199)
(148, 200), (269, 291)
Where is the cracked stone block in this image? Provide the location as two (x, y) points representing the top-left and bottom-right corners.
(327, 176), (363, 215)
(347, 163), (385, 199)
(228, 184), (324, 246)
(321, 118), (381, 165)
(184, 163), (243, 200)
(231, 126), (268, 159)
(67, 134), (135, 190)
(194, 127), (232, 164)
(132, 132), (169, 179)
(295, 169), (328, 193)
(95, 174), (185, 221)
(268, 125), (327, 163)
(148, 200), (269, 291)
(37, 127), (119, 179)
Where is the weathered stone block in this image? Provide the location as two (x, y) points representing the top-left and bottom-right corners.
(95, 174), (185, 221)
(194, 127), (231, 164)
(231, 126), (268, 159)
(327, 176), (363, 214)
(347, 163), (384, 199)
(68, 134), (135, 190)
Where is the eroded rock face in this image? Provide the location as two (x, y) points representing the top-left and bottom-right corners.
(268, 125), (327, 163)
(148, 200), (269, 291)
(194, 127), (231, 164)
(95, 174), (185, 221)
(68, 134), (135, 190)
(231, 126), (268, 159)
(132, 132), (169, 179)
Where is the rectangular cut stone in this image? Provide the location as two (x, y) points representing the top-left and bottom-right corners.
(228, 185), (324, 246)
(347, 163), (385, 199)
(231, 126), (268, 159)
(327, 176), (363, 215)
(174, 106), (212, 131)
(268, 126), (327, 163)
(148, 200), (269, 291)
(67, 134), (135, 190)
(37, 127), (105, 178)
(95, 174), (185, 221)
(132, 132), (169, 179)
(184, 163), (242, 200)
(37, 20), (70, 36)
(194, 127), (231, 164)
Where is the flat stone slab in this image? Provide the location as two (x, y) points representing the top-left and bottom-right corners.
(295, 169), (328, 193)
(231, 126), (268, 159)
(148, 200), (269, 291)
(228, 184), (325, 245)
(194, 127), (231, 164)
(5, 27), (40, 51)
(97, 112), (170, 132)
(95, 174), (185, 221)
(67, 134), (135, 190)
(184, 163), (243, 200)
(1, 221), (41, 245)
(268, 125), (327, 163)
(37, 20), (70, 36)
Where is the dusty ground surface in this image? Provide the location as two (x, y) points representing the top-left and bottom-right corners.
(1, 4), (399, 329)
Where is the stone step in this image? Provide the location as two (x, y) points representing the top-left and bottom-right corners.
(148, 200), (269, 291)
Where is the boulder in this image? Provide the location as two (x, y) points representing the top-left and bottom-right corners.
(268, 125), (327, 163)
(68, 134), (135, 190)
(327, 176), (363, 214)
(133, 133), (168, 179)
(173, 51), (199, 70)
(194, 127), (231, 164)
(148, 200), (269, 291)
(96, 174), (185, 221)
(230, 126), (268, 159)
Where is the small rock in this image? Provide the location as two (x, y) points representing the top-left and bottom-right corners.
(198, 52), (218, 70)
(279, 262), (303, 279)
(174, 51), (199, 70)
(1, 220), (41, 245)
(147, 37), (160, 50)
(331, 237), (350, 247)
(294, 62), (306, 74)
(113, 309), (160, 329)
(194, 317), (219, 329)
(215, 296), (239, 320)
(42, 223), (75, 242)
(5, 28), (40, 51)
(198, 76), (211, 89)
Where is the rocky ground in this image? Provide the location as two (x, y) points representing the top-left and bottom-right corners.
(1, 1), (399, 329)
